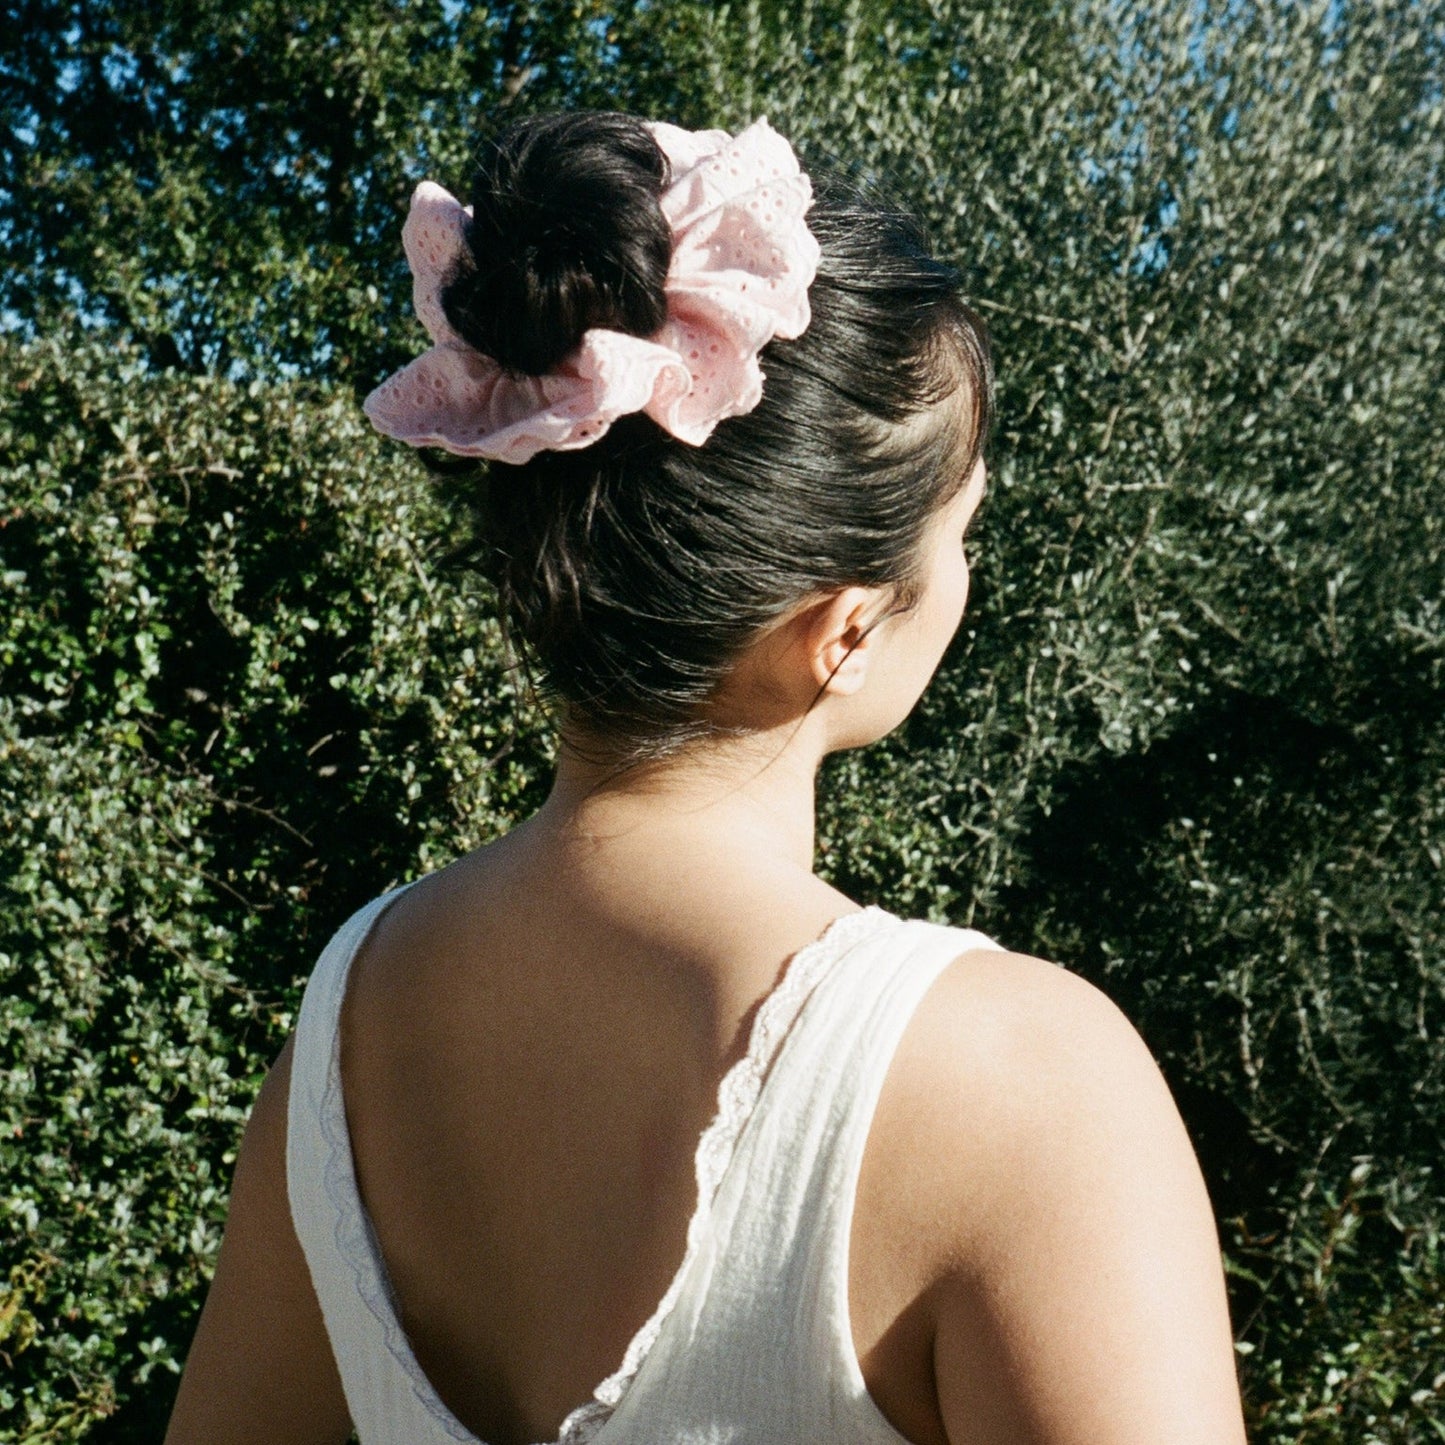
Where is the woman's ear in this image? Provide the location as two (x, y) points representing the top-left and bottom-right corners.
(803, 585), (891, 696)
(720, 583), (897, 729)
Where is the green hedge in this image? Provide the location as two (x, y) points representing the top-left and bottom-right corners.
(2, 0), (1442, 1440)
(0, 338), (553, 1440)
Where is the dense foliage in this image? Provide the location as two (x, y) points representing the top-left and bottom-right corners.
(2, 1), (1441, 1440)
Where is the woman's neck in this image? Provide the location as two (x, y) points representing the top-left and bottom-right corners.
(534, 721), (825, 876)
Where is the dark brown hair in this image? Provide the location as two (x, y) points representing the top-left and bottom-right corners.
(433, 111), (993, 764)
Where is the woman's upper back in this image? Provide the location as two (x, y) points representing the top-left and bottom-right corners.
(289, 822), (1007, 1445)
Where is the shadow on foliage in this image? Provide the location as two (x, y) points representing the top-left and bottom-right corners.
(999, 685), (1425, 1204)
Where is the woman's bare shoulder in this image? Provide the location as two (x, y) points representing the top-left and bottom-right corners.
(866, 948), (1163, 1246)
(910, 946), (1166, 1149)
(864, 945), (1247, 1444)
(165, 1037), (352, 1444)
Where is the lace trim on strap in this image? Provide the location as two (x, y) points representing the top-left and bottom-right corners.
(554, 904), (898, 1445)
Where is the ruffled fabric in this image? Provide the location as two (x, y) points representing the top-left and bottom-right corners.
(362, 117), (820, 464)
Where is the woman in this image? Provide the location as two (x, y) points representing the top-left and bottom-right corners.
(167, 110), (1247, 1444)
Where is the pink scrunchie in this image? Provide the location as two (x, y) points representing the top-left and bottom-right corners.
(362, 118), (821, 464)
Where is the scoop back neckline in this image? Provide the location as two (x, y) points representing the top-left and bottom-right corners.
(329, 891), (904, 1445)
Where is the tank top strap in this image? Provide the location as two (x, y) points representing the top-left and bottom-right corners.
(781, 917), (1004, 1412)
(603, 914), (1004, 1441)
(285, 882), (474, 1443)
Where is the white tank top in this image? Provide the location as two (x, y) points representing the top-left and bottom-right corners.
(287, 884), (1003, 1444)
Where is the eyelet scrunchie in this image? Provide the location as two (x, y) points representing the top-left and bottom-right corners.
(362, 117), (821, 464)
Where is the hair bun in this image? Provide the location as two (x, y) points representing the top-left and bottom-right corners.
(442, 112), (672, 376)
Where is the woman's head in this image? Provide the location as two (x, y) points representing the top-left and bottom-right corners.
(421, 111), (993, 765)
